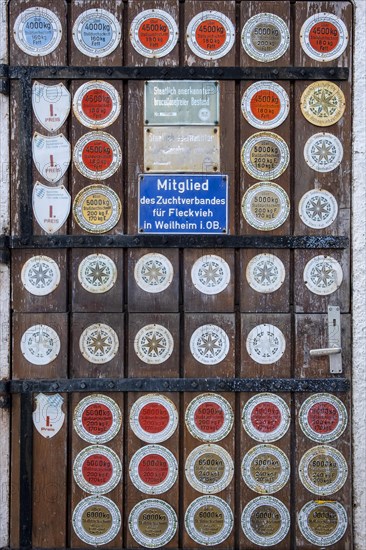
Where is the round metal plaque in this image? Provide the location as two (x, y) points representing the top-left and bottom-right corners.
(246, 324), (286, 365)
(242, 182), (290, 231)
(242, 444), (290, 495)
(300, 13), (348, 62)
(129, 394), (178, 443)
(185, 394), (234, 443)
(303, 255), (343, 295)
(190, 324), (230, 366)
(73, 184), (121, 234)
(300, 81), (345, 127)
(134, 324), (174, 365)
(299, 393), (348, 443)
(79, 323), (119, 364)
(246, 253), (286, 294)
(241, 132), (289, 181)
(134, 253), (174, 294)
(128, 499), (177, 548)
(191, 255), (231, 295)
(73, 394), (122, 444)
(130, 9), (178, 58)
(298, 500), (347, 546)
(186, 11), (235, 61)
(242, 393), (290, 443)
(241, 496), (290, 546)
(73, 81), (121, 129)
(299, 445), (348, 496)
(241, 13), (290, 63)
(129, 445), (178, 495)
(14, 7), (62, 57)
(72, 495), (121, 546)
(185, 495), (233, 546)
(21, 324), (60, 366)
(241, 82), (289, 130)
(304, 132), (343, 172)
(72, 9), (121, 58)
(73, 445), (122, 495)
(21, 255), (60, 296)
(298, 189), (338, 229)
(78, 253), (117, 294)
(73, 131), (121, 180)
(185, 444), (234, 494)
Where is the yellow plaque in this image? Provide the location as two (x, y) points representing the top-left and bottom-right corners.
(73, 184), (121, 233)
(300, 81), (345, 127)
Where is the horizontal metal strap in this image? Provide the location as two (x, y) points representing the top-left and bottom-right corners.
(0, 378), (350, 393)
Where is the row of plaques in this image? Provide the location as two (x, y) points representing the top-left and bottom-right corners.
(15, 7), (348, 63)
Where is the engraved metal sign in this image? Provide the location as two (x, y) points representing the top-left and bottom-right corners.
(14, 7), (62, 56)
(134, 324), (174, 365)
(299, 393), (348, 443)
(304, 133), (343, 172)
(191, 255), (231, 295)
(128, 499), (177, 549)
(79, 323), (119, 364)
(242, 181), (290, 231)
(21, 324), (60, 366)
(246, 253), (286, 294)
(300, 13), (348, 62)
(241, 496), (290, 546)
(144, 81), (219, 126)
(185, 394), (234, 443)
(33, 182), (71, 234)
(298, 189), (338, 229)
(72, 495), (121, 546)
(138, 174), (228, 234)
(73, 394), (122, 444)
(241, 444), (290, 494)
(73, 131), (121, 180)
(190, 324), (230, 365)
(73, 445), (122, 495)
(300, 81), (346, 127)
(241, 132), (290, 180)
(21, 255), (60, 296)
(241, 81), (289, 130)
(73, 81), (121, 129)
(298, 501), (347, 546)
(78, 254), (117, 294)
(303, 255), (343, 295)
(32, 82), (71, 133)
(134, 253), (174, 293)
(299, 445), (348, 496)
(72, 9), (121, 58)
(130, 10), (178, 59)
(73, 184), (121, 234)
(32, 133), (71, 183)
(185, 495), (233, 546)
(246, 324), (286, 365)
(241, 13), (290, 63)
(185, 444), (234, 494)
(129, 394), (178, 443)
(186, 11), (235, 60)
(144, 126), (220, 172)
(129, 445), (178, 495)
(33, 393), (65, 439)
(242, 393), (291, 443)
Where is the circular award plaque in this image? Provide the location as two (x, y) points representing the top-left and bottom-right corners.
(134, 253), (174, 294)
(300, 13), (348, 62)
(241, 496), (290, 546)
(241, 132), (290, 181)
(130, 9), (178, 58)
(21, 324), (60, 366)
(246, 324), (286, 365)
(299, 445), (348, 496)
(241, 82), (289, 130)
(191, 255), (231, 295)
(185, 495), (233, 545)
(72, 495), (121, 545)
(298, 189), (338, 229)
(303, 255), (343, 295)
(299, 393), (348, 443)
(298, 500), (347, 546)
(185, 394), (234, 443)
(242, 393), (290, 443)
(241, 13), (290, 63)
(72, 9), (121, 58)
(134, 324), (174, 365)
(73, 394), (122, 444)
(129, 499), (177, 548)
(300, 81), (346, 127)
(129, 445), (178, 495)
(246, 253), (286, 294)
(304, 132), (343, 172)
(185, 444), (234, 494)
(241, 182), (290, 231)
(242, 444), (290, 495)
(78, 253), (117, 294)
(21, 255), (60, 296)
(73, 81), (121, 129)
(73, 132), (121, 180)
(130, 394), (178, 443)
(190, 324), (230, 366)
(14, 7), (62, 56)
(186, 11), (235, 60)
(79, 323), (119, 364)
(73, 445), (122, 495)
(73, 184), (121, 234)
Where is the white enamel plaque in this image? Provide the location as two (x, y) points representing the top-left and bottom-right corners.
(128, 499), (177, 549)
(73, 445), (122, 495)
(241, 81), (290, 130)
(241, 496), (290, 546)
(129, 394), (178, 443)
(21, 255), (60, 296)
(72, 9), (121, 58)
(129, 445), (178, 495)
(73, 81), (121, 129)
(191, 255), (231, 295)
(32, 133), (71, 183)
(242, 393), (290, 443)
(185, 444), (234, 494)
(187, 11), (235, 60)
(72, 495), (121, 546)
(242, 182), (290, 231)
(185, 496), (233, 546)
(299, 189), (338, 229)
(73, 394), (122, 444)
(134, 253), (174, 294)
(303, 255), (343, 295)
(246, 324), (286, 365)
(304, 133), (343, 173)
(79, 323), (119, 364)
(190, 324), (230, 365)
(33, 393), (65, 438)
(185, 393), (234, 443)
(78, 254), (117, 294)
(134, 324), (174, 365)
(130, 9), (178, 58)
(14, 7), (62, 56)
(32, 82), (71, 132)
(241, 13), (290, 63)
(32, 182), (71, 234)
(300, 13), (348, 62)
(242, 444), (290, 494)
(246, 253), (285, 294)
(21, 324), (60, 366)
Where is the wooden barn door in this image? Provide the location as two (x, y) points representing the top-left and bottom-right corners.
(3, 1), (353, 549)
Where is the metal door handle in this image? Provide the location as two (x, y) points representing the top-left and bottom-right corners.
(310, 347), (342, 357)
